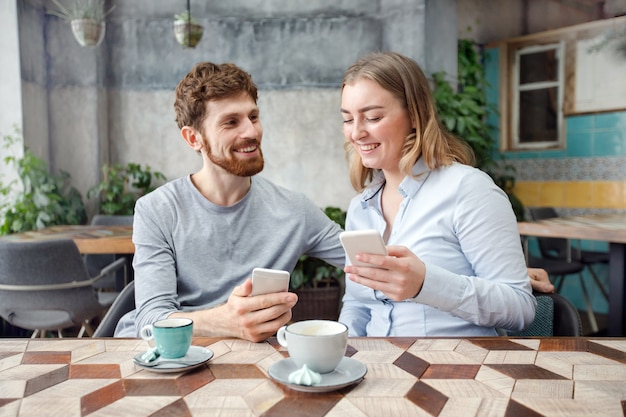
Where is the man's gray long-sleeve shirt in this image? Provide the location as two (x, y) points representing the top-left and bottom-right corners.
(115, 175), (344, 337)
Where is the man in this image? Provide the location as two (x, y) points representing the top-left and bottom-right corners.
(114, 62), (345, 341)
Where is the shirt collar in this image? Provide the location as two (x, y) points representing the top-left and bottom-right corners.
(359, 158), (431, 208)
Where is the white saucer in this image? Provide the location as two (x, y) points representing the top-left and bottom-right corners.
(268, 356), (367, 392)
(133, 345), (213, 373)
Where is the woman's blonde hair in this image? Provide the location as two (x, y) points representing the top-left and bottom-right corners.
(342, 51), (475, 192)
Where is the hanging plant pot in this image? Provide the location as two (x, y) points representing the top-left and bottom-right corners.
(70, 19), (105, 47)
(174, 21), (204, 48)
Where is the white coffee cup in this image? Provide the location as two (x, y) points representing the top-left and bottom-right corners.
(276, 320), (348, 374)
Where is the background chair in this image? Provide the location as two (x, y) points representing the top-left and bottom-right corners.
(526, 255), (589, 330)
(527, 255), (586, 288)
(508, 292), (583, 337)
(528, 207), (609, 334)
(0, 239), (126, 338)
(529, 208), (609, 291)
(93, 280), (135, 337)
(84, 214), (134, 293)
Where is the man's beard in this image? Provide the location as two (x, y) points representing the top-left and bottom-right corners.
(205, 140), (264, 177)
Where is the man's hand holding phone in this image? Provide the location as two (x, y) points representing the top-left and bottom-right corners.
(249, 268), (290, 296)
(199, 269), (294, 342)
(170, 271), (296, 343)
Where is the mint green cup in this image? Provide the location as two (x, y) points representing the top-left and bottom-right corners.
(140, 318), (193, 359)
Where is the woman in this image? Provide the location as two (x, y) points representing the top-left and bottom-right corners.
(338, 51), (536, 337)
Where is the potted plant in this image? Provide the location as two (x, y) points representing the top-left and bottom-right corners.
(433, 39), (525, 220)
(290, 207), (346, 322)
(174, 10), (204, 48)
(0, 129), (87, 235)
(87, 162), (166, 215)
(48, 0), (115, 47)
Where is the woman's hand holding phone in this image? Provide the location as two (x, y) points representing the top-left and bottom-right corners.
(341, 230), (426, 301)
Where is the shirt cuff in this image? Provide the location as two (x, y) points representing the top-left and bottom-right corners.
(412, 262), (467, 311)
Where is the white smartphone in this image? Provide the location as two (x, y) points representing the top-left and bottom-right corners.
(249, 268), (291, 296)
(340, 229), (388, 267)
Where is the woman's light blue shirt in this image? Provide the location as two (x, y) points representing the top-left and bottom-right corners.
(338, 159), (536, 337)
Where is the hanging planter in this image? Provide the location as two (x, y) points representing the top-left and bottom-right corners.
(174, 10), (204, 48)
(70, 19), (105, 47)
(48, 0), (114, 48)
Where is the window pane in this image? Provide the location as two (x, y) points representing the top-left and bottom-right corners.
(519, 49), (558, 84)
(519, 88), (558, 143)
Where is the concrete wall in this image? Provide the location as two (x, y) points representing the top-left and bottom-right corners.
(0, 0), (23, 192)
(15, 0), (457, 217)
(11, 0), (626, 218)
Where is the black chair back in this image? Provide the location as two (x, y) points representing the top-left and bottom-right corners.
(508, 292), (582, 337)
(529, 207), (569, 259)
(93, 280), (135, 337)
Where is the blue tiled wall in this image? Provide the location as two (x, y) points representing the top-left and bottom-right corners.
(484, 48), (626, 161)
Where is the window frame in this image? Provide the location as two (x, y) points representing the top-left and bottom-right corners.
(512, 42), (565, 150)
(494, 16), (626, 153)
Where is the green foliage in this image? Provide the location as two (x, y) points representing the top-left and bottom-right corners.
(0, 129), (86, 235)
(87, 163), (166, 215)
(48, 0), (115, 22)
(432, 39), (524, 220)
(291, 207), (346, 290)
(432, 40), (496, 170)
(587, 27), (626, 59)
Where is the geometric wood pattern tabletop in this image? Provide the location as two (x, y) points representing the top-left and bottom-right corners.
(1, 337), (626, 417)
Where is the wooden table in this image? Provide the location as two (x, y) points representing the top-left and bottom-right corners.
(518, 214), (626, 337)
(0, 225), (134, 254)
(1, 336), (626, 417)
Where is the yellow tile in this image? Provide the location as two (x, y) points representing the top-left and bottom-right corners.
(563, 181), (593, 208)
(593, 181), (624, 209)
(539, 182), (565, 207)
(513, 181), (541, 207)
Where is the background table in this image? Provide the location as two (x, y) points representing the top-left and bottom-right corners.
(1, 225), (134, 254)
(1, 336), (626, 417)
(518, 214), (626, 336)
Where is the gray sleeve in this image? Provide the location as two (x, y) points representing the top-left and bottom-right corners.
(131, 194), (181, 336)
(300, 200), (346, 268)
